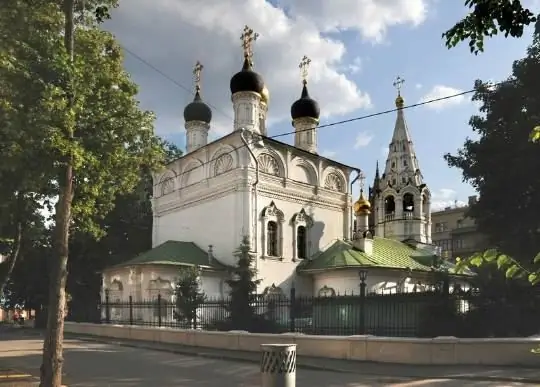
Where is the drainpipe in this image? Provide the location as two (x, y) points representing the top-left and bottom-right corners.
(239, 128), (260, 270)
(349, 168), (362, 240)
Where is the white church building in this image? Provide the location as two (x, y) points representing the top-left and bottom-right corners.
(102, 26), (461, 307)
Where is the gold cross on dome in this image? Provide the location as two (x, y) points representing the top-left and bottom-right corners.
(299, 55), (311, 83)
(358, 171), (366, 191)
(240, 25), (259, 59)
(193, 61), (203, 91)
(393, 76), (405, 96)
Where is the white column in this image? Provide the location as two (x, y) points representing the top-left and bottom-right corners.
(185, 121), (210, 153)
(293, 117), (318, 153)
(233, 91), (261, 134)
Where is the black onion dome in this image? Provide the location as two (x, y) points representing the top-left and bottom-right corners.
(291, 82), (320, 120)
(230, 57), (265, 95)
(183, 90), (212, 123)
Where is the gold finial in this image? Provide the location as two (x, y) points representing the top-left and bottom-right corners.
(240, 25), (259, 61)
(353, 171), (371, 214)
(358, 171), (366, 190)
(393, 76), (405, 108)
(299, 55), (311, 84)
(193, 61), (203, 92)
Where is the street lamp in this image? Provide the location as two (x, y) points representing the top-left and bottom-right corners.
(358, 269), (368, 335)
(358, 269), (368, 282)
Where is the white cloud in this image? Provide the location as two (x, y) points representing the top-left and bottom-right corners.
(321, 150), (336, 158)
(430, 188), (466, 211)
(419, 85), (466, 111)
(354, 132), (374, 149)
(104, 0), (406, 136)
(278, 0), (428, 43)
(347, 57), (363, 74)
(415, 83), (422, 89)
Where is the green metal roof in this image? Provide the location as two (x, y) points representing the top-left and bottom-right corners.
(297, 237), (453, 273)
(112, 240), (227, 270)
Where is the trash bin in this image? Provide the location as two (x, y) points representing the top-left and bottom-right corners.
(260, 344), (296, 387)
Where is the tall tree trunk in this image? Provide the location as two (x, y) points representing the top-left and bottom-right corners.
(0, 222), (22, 299)
(40, 1), (75, 386)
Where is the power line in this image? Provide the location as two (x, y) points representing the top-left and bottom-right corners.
(118, 42), (512, 191)
(121, 45), (234, 122)
(151, 79), (513, 193)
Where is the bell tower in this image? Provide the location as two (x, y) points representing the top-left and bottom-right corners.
(373, 77), (431, 243)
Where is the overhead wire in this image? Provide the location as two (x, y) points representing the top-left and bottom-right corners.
(120, 44), (510, 192)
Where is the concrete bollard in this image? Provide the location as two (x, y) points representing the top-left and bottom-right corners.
(260, 344), (297, 387)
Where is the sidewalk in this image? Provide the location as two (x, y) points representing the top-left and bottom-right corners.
(66, 332), (540, 384)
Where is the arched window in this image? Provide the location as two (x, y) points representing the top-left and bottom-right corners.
(297, 226), (307, 259)
(403, 193), (415, 212)
(267, 221), (278, 257)
(384, 196), (395, 214)
(261, 201), (284, 258)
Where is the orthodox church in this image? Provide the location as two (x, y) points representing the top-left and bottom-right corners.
(102, 26), (453, 305)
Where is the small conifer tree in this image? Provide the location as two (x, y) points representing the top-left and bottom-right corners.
(174, 266), (206, 328)
(226, 235), (261, 330)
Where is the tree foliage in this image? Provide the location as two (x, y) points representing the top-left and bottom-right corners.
(443, 0), (538, 54)
(1, 1), (163, 385)
(174, 266), (206, 328)
(445, 30), (540, 265)
(226, 235), (261, 330)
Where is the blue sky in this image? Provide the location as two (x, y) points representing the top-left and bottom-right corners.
(106, 0), (537, 209)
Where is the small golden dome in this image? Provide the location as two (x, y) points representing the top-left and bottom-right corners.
(260, 84), (270, 104)
(395, 95), (404, 109)
(354, 194), (371, 215)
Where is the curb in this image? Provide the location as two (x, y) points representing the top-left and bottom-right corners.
(70, 334), (540, 384)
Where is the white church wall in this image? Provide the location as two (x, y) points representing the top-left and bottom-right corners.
(102, 264), (226, 324)
(255, 194), (347, 295)
(312, 269), (407, 296)
(155, 189), (245, 267)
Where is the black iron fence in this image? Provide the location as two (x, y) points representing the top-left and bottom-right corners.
(78, 286), (540, 338)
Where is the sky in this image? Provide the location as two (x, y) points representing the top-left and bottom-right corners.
(103, 0), (538, 211)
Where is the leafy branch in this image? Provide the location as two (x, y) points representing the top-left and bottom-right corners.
(453, 249), (540, 285)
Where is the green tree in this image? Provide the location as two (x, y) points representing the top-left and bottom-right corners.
(445, 29), (540, 266)
(443, 0), (538, 54)
(0, 1), (163, 386)
(67, 139), (182, 322)
(174, 266), (206, 329)
(226, 235), (261, 330)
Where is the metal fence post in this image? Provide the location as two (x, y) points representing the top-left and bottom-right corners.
(105, 290), (110, 324)
(260, 344), (296, 387)
(129, 295), (133, 325)
(157, 293), (162, 327)
(359, 280), (366, 335)
(289, 287), (296, 332)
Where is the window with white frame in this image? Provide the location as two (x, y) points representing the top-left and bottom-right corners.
(261, 201), (284, 258)
(291, 208), (313, 260)
(267, 221), (279, 256)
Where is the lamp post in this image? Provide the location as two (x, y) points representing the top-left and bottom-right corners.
(104, 288), (110, 324)
(358, 269), (368, 334)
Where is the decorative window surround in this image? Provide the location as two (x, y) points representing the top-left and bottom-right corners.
(318, 285), (336, 297)
(260, 201), (285, 260)
(291, 208), (313, 261)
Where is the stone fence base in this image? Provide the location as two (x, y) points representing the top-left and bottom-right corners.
(63, 322), (540, 367)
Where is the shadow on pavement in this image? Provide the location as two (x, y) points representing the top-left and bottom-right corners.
(0, 329), (537, 386)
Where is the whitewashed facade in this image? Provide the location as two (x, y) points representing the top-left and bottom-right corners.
(101, 34), (446, 304)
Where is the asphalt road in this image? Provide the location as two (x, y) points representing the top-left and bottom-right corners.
(0, 329), (534, 386)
